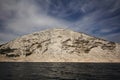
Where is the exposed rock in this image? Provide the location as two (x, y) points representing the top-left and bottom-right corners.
(0, 28), (120, 62)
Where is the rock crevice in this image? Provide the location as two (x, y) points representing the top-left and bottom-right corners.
(0, 28), (120, 62)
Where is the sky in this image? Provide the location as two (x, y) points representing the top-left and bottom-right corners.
(0, 0), (120, 44)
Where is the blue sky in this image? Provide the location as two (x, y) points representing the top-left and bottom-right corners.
(0, 0), (120, 44)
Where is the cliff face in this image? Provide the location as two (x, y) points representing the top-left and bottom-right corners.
(0, 28), (120, 62)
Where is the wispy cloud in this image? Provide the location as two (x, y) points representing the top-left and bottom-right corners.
(0, 0), (70, 44)
(0, 0), (120, 44)
(71, 0), (120, 42)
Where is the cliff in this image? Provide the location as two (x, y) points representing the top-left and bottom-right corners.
(0, 28), (120, 62)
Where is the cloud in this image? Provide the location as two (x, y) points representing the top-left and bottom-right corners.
(0, 0), (120, 44)
(69, 0), (120, 42)
(0, 32), (18, 44)
(5, 0), (70, 33)
(0, 0), (70, 44)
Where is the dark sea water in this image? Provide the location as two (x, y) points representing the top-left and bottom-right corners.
(0, 63), (120, 80)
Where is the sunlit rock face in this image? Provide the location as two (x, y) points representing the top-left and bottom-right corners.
(0, 28), (120, 62)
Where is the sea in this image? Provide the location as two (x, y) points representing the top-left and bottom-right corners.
(0, 62), (120, 80)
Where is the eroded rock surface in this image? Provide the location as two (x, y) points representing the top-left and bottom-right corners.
(0, 28), (120, 62)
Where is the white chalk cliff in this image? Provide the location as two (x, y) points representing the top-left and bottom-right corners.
(0, 28), (120, 62)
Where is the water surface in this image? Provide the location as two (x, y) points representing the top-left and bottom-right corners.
(0, 62), (120, 80)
